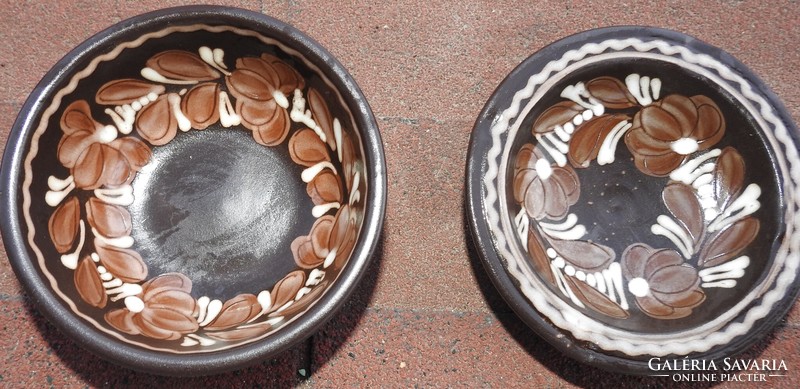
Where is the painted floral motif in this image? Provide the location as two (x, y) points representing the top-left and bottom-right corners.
(58, 100), (152, 189)
(105, 273), (198, 340)
(45, 46), (362, 347)
(625, 94), (725, 177)
(513, 144), (579, 220)
(226, 53), (304, 145)
(621, 244), (705, 319)
(512, 74), (761, 321)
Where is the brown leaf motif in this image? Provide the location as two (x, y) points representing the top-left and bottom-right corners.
(624, 94), (725, 176)
(204, 294), (262, 331)
(86, 197), (132, 239)
(531, 101), (584, 135)
(568, 114), (630, 168)
(527, 228), (556, 285)
(275, 280), (328, 317)
(513, 144), (579, 220)
(94, 242), (148, 283)
(289, 128), (331, 167)
(699, 217), (759, 268)
(548, 238), (615, 272)
(621, 244), (705, 319)
(49, 196), (81, 254)
(585, 77), (638, 109)
(662, 183), (704, 248)
(96, 79), (165, 106)
(338, 130), (358, 191)
(268, 270), (306, 316)
(308, 88), (336, 149)
(180, 82), (220, 130)
(75, 256), (107, 308)
(565, 277), (629, 319)
(204, 321), (273, 342)
(307, 170), (343, 205)
(136, 93), (178, 146)
(712, 147), (746, 211)
(146, 51), (221, 82)
(105, 273), (198, 340)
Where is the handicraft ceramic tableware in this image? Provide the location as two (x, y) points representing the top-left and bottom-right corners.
(466, 26), (800, 374)
(0, 6), (385, 376)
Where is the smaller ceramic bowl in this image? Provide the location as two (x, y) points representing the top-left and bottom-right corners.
(0, 6), (385, 375)
(467, 27), (800, 374)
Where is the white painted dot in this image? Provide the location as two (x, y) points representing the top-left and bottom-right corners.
(146, 92), (158, 102)
(546, 248), (557, 258)
(628, 277), (650, 297)
(572, 114), (583, 126)
(670, 137), (699, 155)
(138, 96), (151, 106)
(582, 110), (593, 121)
(124, 296), (145, 313)
(97, 266), (107, 274)
(553, 257), (566, 269)
(591, 103), (605, 116)
(96, 125), (118, 144)
(563, 122), (575, 134)
(535, 158), (553, 180)
(131, 101), (142, 111)
(586, 273), (596, 287)
(91, 253), (100, 262)
(575, 271), (586, 281)
(564, 265), (576, 276)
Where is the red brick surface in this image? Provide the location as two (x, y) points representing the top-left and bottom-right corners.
(1, 0), (799, 387)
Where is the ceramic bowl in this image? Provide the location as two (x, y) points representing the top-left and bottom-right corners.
(467, 27), (800, 374)
(0, 6), (385, 375)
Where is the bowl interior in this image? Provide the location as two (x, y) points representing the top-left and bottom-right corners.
(505, 58), (783, 333)
(7, 7), (378, 363)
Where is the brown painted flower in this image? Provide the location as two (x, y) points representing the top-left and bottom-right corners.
(226, 54), (305, 146)
(513, 144), (579, 220)
(625, 94), (725, 176)
(58, 100), (151, 189)
(105, 273), (198, 340)
(621, 244), (705, 319)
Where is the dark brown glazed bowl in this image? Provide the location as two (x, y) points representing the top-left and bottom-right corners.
(0, 6), (385, 376)
(467, 27), (800, 375)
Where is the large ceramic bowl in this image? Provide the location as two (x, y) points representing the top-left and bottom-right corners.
(466, 27), (800, 374)
(0, 6), (385, 375)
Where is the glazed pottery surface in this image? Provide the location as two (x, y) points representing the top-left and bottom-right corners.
(0, 6), (385, 375)
(466, 26), (800, 374)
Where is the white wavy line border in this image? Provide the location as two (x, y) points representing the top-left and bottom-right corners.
(482, 37), (800, 356)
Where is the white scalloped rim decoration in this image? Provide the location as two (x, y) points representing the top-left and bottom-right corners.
(483, 37), (800, 356)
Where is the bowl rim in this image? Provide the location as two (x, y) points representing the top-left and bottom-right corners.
(465, 25), (800, 374)
(0, 5), (386, 376)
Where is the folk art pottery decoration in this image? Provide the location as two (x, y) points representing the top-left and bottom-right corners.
(466, 27), (800, 373)
(0, 6), (385, 375)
